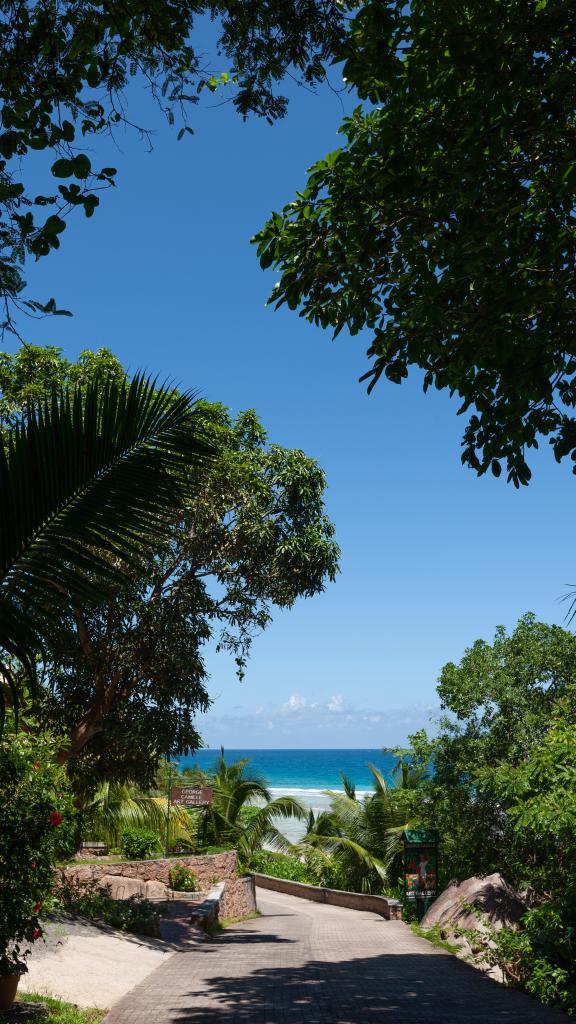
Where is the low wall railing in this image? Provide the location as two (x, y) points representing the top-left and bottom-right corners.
(251, 872), (402, 920)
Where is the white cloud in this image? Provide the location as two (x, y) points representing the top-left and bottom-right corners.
(195, 694), (440, 748)
(282, 693), (308, 712)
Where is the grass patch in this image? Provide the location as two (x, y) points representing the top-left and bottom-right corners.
(59, 857), (125, 867)
(221, 911), (262, 927)
(0, 993), (105, 1024)
(196, 845), (233, 855)
(207, 910), (262, 936)
(411, 922), (463, 955)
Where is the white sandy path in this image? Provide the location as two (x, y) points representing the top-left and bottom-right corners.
(20, 917), (174, 1010)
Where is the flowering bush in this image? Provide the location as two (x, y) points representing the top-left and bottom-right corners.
(168, 865), (198, 892)
(0, 733), (74, 975)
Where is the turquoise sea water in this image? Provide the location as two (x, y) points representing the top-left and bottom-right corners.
(179, 748), (397, 796)
(178, 748), (398, 843)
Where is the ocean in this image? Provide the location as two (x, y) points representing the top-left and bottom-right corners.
(178, 748), (398, 842)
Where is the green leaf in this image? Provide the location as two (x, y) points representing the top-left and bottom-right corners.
(51, 158), (74, 178)
(72, 154), (91, 179)
(42, 214), (66, 235)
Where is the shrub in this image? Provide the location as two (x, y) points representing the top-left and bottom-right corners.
(249, 850), (350, 889)
(120, 827), (160, 860)
(169, 865), (198, 892)
(104, 896), (161, 937)
(302, 849), (348, 890)
(249, 851), (314, 884)
(459, 895), (576, 1014)
(0, 733), (75, 975)
(54, 878), (160, 938)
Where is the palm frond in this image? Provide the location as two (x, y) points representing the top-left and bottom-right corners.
(237, 798), (307, 865)
(367, 763), (390, 800)
(0, 375), (212, 722)
(85, 783), (195, 848)
(302, 833), (390, 884)
(339, 770), (356, 800)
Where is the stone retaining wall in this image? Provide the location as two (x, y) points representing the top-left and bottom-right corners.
(59, 851), (257, 922)
(252, 872), (402, 920)
(60, 851), (237, 889)
(220, 874), (257, 920)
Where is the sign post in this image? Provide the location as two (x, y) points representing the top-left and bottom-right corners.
(170, 787), (214, 808)
(164, 756), (173, 858)
(403, 828), (439, 921)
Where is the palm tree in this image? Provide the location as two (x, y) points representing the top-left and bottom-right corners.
(0, 374), (210, 728)
(195, 749), (307, 867)
(299, 763), (417, 894)
(84, 781), (195, 850)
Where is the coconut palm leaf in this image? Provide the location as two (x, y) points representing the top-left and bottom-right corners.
(193, 750), (306, 855)
(339, 770), (356, 800)
(0, 374), (211, 725)
(301, 763), (415, 894)
(236, 796), (308, 866)
(85, 782), (194, 849)
(301, 832), (391, 887)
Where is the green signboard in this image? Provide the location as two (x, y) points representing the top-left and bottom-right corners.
(403, 829), (439, 919)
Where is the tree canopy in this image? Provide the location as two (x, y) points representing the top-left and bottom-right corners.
(0, 366), (210, 728)
(254, 0), (576, 486)
(410, 613), (576, 881)
(3, 346), (339, 791)
(397, 613), (576, 1010)
(0, 0), (345, 330)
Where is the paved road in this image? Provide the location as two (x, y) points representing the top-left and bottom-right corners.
(104, 887), (567, 1024)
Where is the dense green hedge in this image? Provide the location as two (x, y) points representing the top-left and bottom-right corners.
(249, 850), (346, 890)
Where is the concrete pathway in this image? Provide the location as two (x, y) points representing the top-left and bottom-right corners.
(104, 887), (568, 1024)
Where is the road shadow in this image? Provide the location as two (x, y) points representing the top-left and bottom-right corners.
(167, 949), (567, 1024)
(39, 913), (172, 954)
(208, 928), (296, 946)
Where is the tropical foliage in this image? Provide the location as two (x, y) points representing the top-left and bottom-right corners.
(83, 781), (194, 852)
(249, 848), (345, 890)
(0, 371), (210, 729)
(297, 762), (418, 894)
(397, 614), (576, 1014)
(255, 0), (576, 486)
(0, 733), (74, 974)
(189, 749), (307, 868)
(0, 347), (337, 790)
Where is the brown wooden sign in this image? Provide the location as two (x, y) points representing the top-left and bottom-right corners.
(170, 786), (213, 807)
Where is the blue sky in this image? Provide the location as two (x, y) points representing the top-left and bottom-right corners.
(14, 60), (576, 748)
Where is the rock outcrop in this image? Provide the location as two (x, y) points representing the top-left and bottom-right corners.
(421, 872), (526, 933)
(420, 873), (526, 983)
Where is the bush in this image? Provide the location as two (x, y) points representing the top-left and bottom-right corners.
(120, 827), (161, 860)
(249, 850), (349, 890)
(249, 851), (314, 884)
(461, 895), (576, 1014)
(55, 878), (160, 938)
(169, 865), (198, 892)
(0, 733), (75, 975)
(104, 897), (161, 937)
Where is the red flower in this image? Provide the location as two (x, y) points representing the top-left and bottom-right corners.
(30, 862), (37, 871)
(31, 929), (42, 941)
(49, 811), (63, 827)
(33, 761), (42, 770)
(31, 902), (42, 915)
